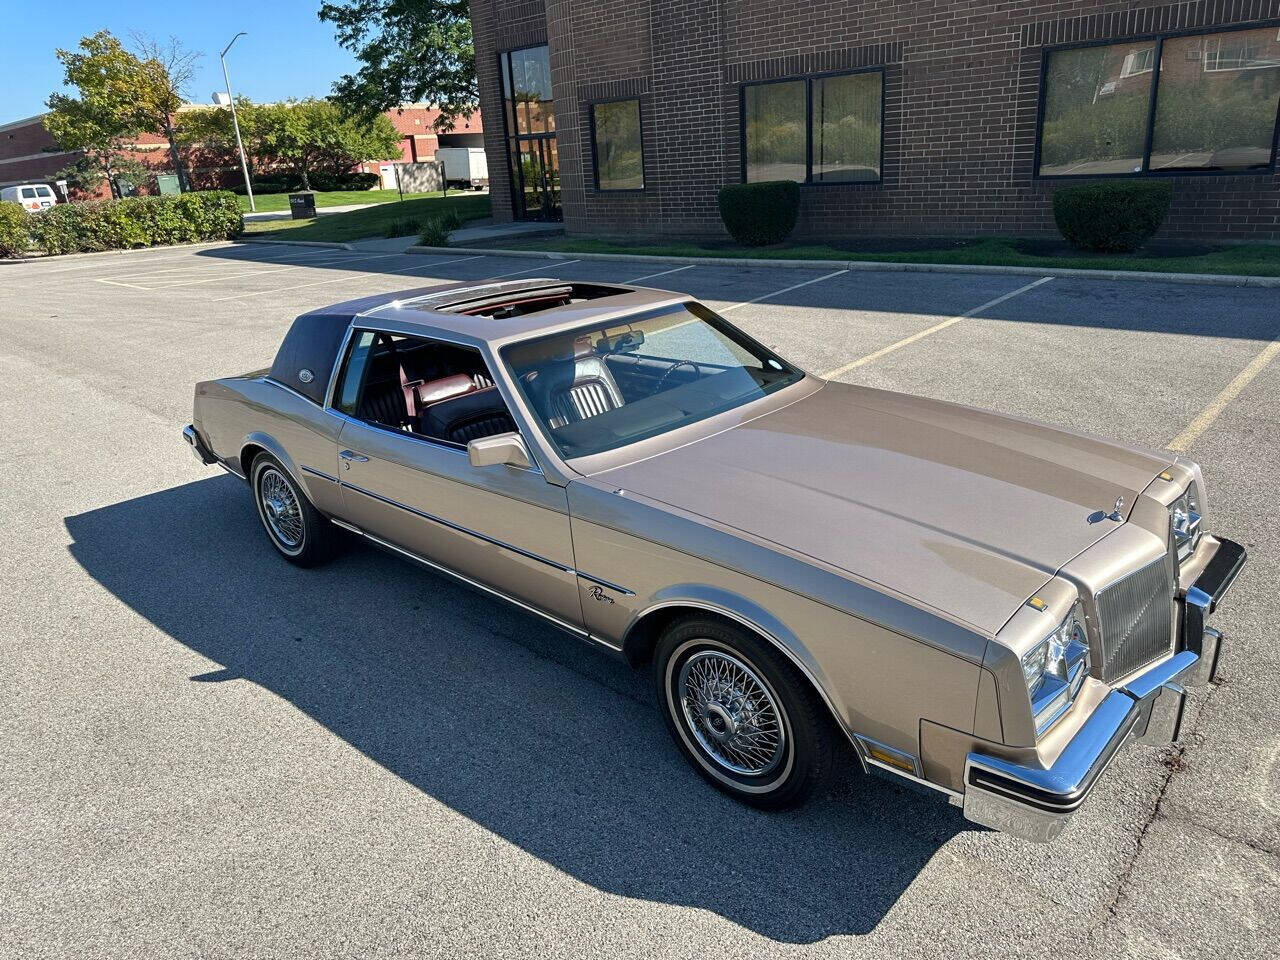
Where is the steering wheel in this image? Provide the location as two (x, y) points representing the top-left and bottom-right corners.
(655, 359), (699, 392)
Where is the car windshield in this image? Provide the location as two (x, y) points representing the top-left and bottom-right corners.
(501, 302), (802, 460)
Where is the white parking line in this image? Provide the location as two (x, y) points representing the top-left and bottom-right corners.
(108, 246), (373, 280)
(1168, 336), (1280, 451)
(210, 255), (486, 301)
(486, 260), (582, 281)
(127, 253), (407, 289)
(623, 264), (696, 284)
(720, 269), (849, 312)
(6, 242), (232, 275)
(822, 276), (1054, 379)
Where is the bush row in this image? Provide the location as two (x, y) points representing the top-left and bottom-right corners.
(714, 179), (1173, 253)
(229, 171), (381, 195)
(0, 191), (243, 258)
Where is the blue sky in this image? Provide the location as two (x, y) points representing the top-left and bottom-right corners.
(0, 0), (361, 121)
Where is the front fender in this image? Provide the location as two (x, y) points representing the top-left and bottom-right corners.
(623, 584), (854, 747)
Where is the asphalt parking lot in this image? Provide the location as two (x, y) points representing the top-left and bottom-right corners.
(1, 240), (1276, 959)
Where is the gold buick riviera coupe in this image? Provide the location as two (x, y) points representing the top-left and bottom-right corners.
(184, 279), (1245, 842)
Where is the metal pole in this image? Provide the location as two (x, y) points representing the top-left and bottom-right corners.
(220, 32), (255, 213)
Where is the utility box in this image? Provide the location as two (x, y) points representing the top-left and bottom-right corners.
(156, 174), (181, 196)
(288, 191), (317, 220)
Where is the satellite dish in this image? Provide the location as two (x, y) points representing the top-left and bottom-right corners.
(212, 91), (230, 106)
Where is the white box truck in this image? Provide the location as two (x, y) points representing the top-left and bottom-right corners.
(435, 148), (489, 191)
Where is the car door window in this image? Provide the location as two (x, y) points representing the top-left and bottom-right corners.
(332, 329), (519, 450)
(20, 188), (36, 199)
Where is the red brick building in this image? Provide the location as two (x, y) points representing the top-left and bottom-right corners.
(1, 106), (483, 197)
(470, 0), (1280, 241)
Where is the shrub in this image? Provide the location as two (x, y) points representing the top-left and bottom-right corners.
(27, 191), (242, 256)
(310, 170), (381, 192)
(1052, 181), (1173, 253)
(381, 217), (423, 238)
(0, 202), (32, 257)
(418, 218), (451, 247)
(717, 181), (801, 246)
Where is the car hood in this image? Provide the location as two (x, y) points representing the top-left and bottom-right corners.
(593, 381), (1174, 636)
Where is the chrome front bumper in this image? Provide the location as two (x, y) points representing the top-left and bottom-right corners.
(962, 537), (1245, 843)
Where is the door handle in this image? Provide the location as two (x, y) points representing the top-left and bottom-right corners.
(339, 450), (369, 464)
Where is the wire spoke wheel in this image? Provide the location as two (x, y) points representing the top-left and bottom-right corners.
(677, 648), (786, 778)
(258, 467), (304, 550)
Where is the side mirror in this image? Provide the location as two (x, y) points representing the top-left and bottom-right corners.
(467, 432), (533, 470)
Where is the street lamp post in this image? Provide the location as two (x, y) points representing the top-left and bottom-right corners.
(219, 32), (254, 213)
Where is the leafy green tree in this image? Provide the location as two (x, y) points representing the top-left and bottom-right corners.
(44, 30), (201, 194)
(261, 100), (402, 189)
(44, 31), (147, 198)
(318, 0), (477, 125)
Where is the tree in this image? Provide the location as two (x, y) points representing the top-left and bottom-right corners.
(44, 31), (147, 198)
(261, 99), (402, 189)
(44, 30), (201, 195)
(318, 0), (476, 126)
(129, 33), (201, 192)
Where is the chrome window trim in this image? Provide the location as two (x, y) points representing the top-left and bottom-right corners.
(322, 323), (546, 476)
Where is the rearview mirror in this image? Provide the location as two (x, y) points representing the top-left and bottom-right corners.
(467, 432), (533, 470)
(596, 329), (645, 354)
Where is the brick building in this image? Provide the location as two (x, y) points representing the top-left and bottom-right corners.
(470, 0), (1280, 242)
(1, 106), (483, 197)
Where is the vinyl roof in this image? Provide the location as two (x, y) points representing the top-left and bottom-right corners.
(312, 279), (686, 347)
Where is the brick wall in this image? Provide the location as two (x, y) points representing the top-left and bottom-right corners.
(470, 0), (1280, 241)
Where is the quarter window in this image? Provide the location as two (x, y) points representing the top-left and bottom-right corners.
(1038, 27), (1280, 177)
(591, 99), (645, 190)
(743, 71), (884, 184)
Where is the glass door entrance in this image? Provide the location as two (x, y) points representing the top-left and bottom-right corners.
(500, 46), (561, 221)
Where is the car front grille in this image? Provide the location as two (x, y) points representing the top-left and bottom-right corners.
(1095, 547), (1177, 683)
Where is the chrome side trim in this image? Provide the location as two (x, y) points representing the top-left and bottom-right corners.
(349, 525), (594, 641)
(329, 517), (363, 534)
(575, 571), (636, 597)
(341, 479), (574, 573)
(218, 460), (247, 480)
(301, 465), (339, 484)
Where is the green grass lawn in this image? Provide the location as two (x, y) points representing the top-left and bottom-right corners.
(237, 189), (450, 213)
(494, 235), (1280, 277)
(240, 194), (491, 243)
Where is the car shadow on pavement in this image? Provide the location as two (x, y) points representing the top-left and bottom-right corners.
(65, 474), (966, 943)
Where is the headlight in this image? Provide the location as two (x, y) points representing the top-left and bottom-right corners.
(1022, 601), (1090, 734)
(1170, 482), (1202, 562)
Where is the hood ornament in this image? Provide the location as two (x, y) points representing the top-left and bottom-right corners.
(1088, 496), (1125, 524)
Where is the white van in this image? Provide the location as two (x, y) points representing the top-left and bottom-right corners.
(1, 184), (58, 212)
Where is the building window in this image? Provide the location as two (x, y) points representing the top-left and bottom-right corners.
(591, 99), (645, 190)
(811, 72), (883, 183)
(499, 46), (560, 220)
(1037, 26), (1280, 177)
(742, 70), (883, 184)
(743, 80), (807, 182)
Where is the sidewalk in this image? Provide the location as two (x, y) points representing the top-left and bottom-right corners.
(242, 203), (376, 223)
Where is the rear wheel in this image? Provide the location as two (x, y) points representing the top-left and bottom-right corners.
(654, 616), (833, 809)
(249, 453), (340, 567)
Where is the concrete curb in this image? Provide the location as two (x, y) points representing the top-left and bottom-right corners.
(404, 243), (1280, 287)
(238, 238), (356, 250)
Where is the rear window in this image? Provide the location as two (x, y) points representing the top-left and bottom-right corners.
(36, 186), (54, 198)
(20, 188), (36, 199)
